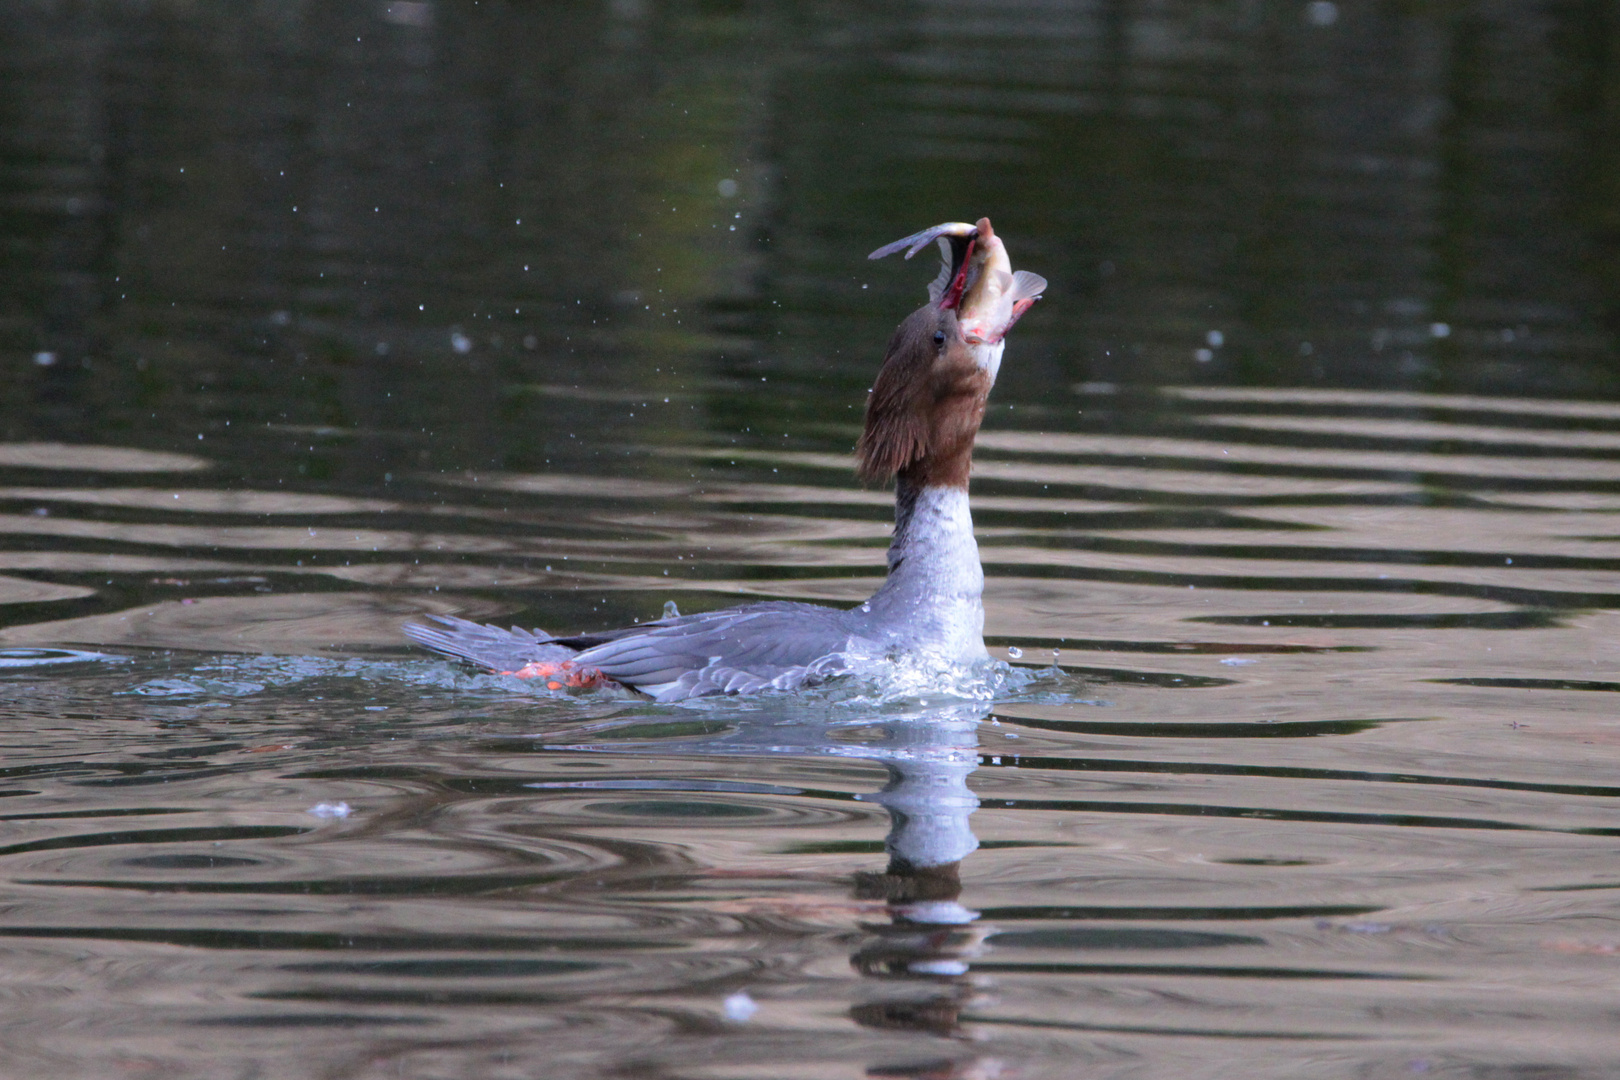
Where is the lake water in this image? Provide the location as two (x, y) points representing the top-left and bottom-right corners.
(2, 2), (1619, 1078)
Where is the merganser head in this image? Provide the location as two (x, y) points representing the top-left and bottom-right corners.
(857, 217), (1046, 488)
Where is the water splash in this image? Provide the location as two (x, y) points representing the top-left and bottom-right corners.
(0, 647), (124, 669)
(669, 654), (1104, 712)
(119, 653), (594, 699)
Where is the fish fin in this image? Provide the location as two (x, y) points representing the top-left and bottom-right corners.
(1009, 270), (1047, 303)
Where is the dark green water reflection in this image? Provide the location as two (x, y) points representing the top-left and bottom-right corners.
(2, 0), (1616, 487)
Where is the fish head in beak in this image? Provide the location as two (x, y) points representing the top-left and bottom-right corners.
(954, 218), (1047, 346)
(869, 217), (1047, 347)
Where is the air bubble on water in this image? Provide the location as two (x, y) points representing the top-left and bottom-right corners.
(722, 991), (757, 1022)
(308, 801), (352, 819)
(663, 600), (681, 619)
(1007, 646), (1023, 659)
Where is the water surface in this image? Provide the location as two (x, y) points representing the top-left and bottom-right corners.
(2, 2), (1619, 1078)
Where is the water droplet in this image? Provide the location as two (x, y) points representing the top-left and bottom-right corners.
(1007, 646), (1023, 659)
(722, 991), (757, 1022)
(662, 600), (681, 619)
(1305, 0), (1338, 26)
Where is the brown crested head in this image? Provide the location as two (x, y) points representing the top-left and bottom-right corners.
(855, 302), (992, 490)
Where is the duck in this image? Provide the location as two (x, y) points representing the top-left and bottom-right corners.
(404, 217), (1046, 701)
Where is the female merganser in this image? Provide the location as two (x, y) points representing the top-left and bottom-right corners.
(405, 217), (1046, 701)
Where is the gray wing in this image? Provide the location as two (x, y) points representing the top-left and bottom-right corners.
(572, 601), (862, 701)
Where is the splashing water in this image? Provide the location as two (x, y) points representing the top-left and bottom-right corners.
(0, 647), (124, 669)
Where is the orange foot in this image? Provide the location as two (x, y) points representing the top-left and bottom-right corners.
(500, 659), (612, 691)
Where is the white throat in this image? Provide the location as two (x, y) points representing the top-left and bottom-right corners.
(859, 481), (988, 663)
(971, 339), (1005, 385)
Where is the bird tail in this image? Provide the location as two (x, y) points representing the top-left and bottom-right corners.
(403, 614), (578, 675)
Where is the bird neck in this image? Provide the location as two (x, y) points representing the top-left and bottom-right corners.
(860, 478), (987, 661)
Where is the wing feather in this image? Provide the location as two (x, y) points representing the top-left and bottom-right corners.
(408, 601), (863, 701)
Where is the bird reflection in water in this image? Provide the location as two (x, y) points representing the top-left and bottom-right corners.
(553, 702), (1001, 1080)
(849, 707), (989, 1046)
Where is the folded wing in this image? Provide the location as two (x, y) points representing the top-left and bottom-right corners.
(572, 601), (860, 699)
(406, 601), (865, 701)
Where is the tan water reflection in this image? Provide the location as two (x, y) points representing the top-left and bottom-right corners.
(0, 488), (402, 514)
(980, 429), (1620, 483)
(1166, 387), (1620, 420)
(6, 389), (1620, 1077)
(0, 443), (211, 472)
(7, 389), (1620, 670)
(0, 592), (473, 652)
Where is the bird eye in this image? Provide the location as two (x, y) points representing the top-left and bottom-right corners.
(933, 330), (946, 345)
